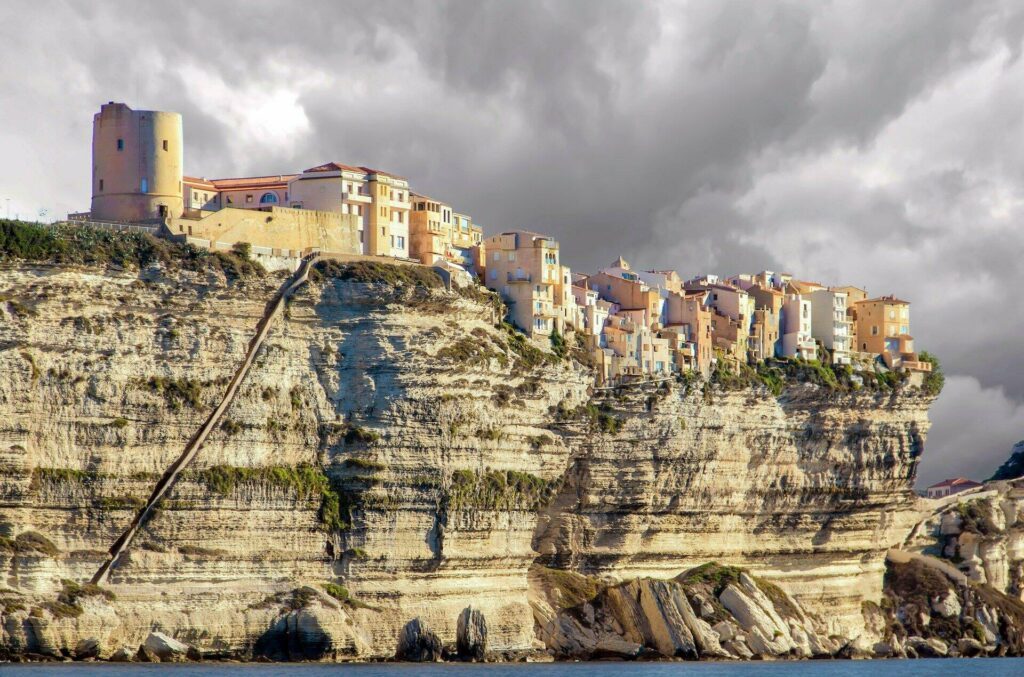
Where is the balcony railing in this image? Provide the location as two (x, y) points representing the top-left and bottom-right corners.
(342, 191), (372, 203)
(507, 272), (532, 283)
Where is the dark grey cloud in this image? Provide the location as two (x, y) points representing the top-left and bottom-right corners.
(1, 0), (1022, 483)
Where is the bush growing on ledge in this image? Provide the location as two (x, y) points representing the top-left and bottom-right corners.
(0, 531), (60, 557)
(447, 469), (556, 511)
(310, 260), (443, 288)
(144, 376), (203, 410)
(954, 501), (999, 536)
(549, 329), (568, 360)
(0, 219), (263, 279)
(195, 464), (329, 501)
(556, 400), (622, 435)
(919, 351), (945, 396)
(498, 323), (561, 371)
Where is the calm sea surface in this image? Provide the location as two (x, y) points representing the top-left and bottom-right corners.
(3, 660), (1024, 676)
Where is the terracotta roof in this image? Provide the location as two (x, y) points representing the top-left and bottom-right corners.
(183, 176), (217, 189)
(927, 477), (982, 489)
(303, 162), (364, 174)
(858, 295), (911, 305)
(209, 174), (297, 190)
(359, 166), (406, 180)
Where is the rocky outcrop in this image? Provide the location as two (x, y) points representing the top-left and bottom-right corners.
(904, 478), (1024, 601)
(456, 606), (487, 660)
(531, 564), (836, 660)
(866, 551), (1024, 657)
(0, 258), (936, 660)
(396, 618), (442, 662)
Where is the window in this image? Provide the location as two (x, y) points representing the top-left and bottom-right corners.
(140, 177), (148, 193)
(489, 269), (497, 280)
(117, 139), (124, 151)
(260, 192), (278, 204)
(396, 236), (405, 248)
(871, 325), (878, 336)
(493, 252), (500, 262)
(226, 196), (233, 205)
(508, 251), (516, 262)
(98, 179), (104, 191)
(162, 139), (168, 151)
(888, 309), (896, 320)
(246, 194), (254, 203)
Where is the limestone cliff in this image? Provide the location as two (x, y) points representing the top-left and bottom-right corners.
(0, 255), (937, 661)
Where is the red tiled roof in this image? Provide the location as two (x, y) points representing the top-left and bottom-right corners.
(928, 477), (982, 489)
(859, 295), (911, 305)
(209, 174), (296, 190)
(359, 166), (406, 180)
(183, 176), (217, 189)
(303, 162), (364, 174)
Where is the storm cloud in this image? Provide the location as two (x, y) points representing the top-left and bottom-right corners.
(2, 0), (1023, 485)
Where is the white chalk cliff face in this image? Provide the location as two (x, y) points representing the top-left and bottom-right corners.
(0, 260), (936, 660)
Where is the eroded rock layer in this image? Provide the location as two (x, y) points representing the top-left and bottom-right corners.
(0, 261), (934, 659)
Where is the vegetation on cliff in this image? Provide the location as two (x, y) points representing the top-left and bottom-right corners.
(0, 219), (262, 278)
(707, 354), (944, 398)
(310, 259), (443, 288)
(193, 464), (353, 531)
(446, 469), (557, 511)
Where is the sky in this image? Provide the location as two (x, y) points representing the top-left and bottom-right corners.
(1, 0), (1022, 486)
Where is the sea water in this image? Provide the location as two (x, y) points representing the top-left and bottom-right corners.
(3, 658), (1024, 676)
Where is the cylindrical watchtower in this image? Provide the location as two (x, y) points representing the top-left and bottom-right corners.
(90, 102), (183, 222)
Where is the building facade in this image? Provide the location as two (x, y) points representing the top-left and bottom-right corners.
(91, 102), (183, 222)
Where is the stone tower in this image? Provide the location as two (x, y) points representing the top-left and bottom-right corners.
(90, 102), (183, 222)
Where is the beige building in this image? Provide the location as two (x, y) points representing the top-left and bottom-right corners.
(854, 296), (911, 355)
(482, 231), (569, 338)
(408, 195), (482, 268)
(91, 102), (183, 222)
(288, 163), (410, 258)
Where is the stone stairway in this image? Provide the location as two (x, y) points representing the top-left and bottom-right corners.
(91, 253), (321, 585)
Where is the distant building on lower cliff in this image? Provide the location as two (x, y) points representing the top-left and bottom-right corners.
(925, 477), (983, 499)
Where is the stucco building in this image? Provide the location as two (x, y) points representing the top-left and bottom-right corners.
(91, 102), (183, 222)
(482, 230), (570, 338)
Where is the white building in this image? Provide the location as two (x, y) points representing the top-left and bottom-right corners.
(807, 289), (852, 365)
(781, 295), (816, 360)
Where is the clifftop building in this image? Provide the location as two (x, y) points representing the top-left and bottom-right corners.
(90, 102), (183, 222)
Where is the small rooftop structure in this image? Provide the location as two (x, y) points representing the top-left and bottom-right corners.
(925, 477), (983, 500)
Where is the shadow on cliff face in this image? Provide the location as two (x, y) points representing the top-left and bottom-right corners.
(254, 608), (332, 661)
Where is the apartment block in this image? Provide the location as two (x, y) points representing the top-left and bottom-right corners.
(807, 289), (852, 364)
(781, 295), (816, 360)
(482, 231), (568, 338)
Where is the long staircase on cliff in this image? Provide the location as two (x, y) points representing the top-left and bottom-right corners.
(90, 253), (321, 585)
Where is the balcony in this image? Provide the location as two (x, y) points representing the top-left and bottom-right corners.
(390, 198), (412, 210)
(507, 271), (532, 283)
(342, 190), (372, 204)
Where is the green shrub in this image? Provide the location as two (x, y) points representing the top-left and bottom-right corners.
(144, 376), (202, 410)
(344, 426), (380, 445)
(549, 329), (568, 360)
(919, 351), (945, 396)
(532, 565), (603, 609)
(446, 469), (555, 511)
(220, 418), (242, 436)
(0, 219), (263, 279)
(678, 562), (745, 595)
(322, 583), (350, 602)
(110, 417), (129, 429)
(311, 260), (442, 288)
(342, 457), (385, 471)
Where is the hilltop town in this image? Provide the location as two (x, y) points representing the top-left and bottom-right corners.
(74, 101), (934, 386)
